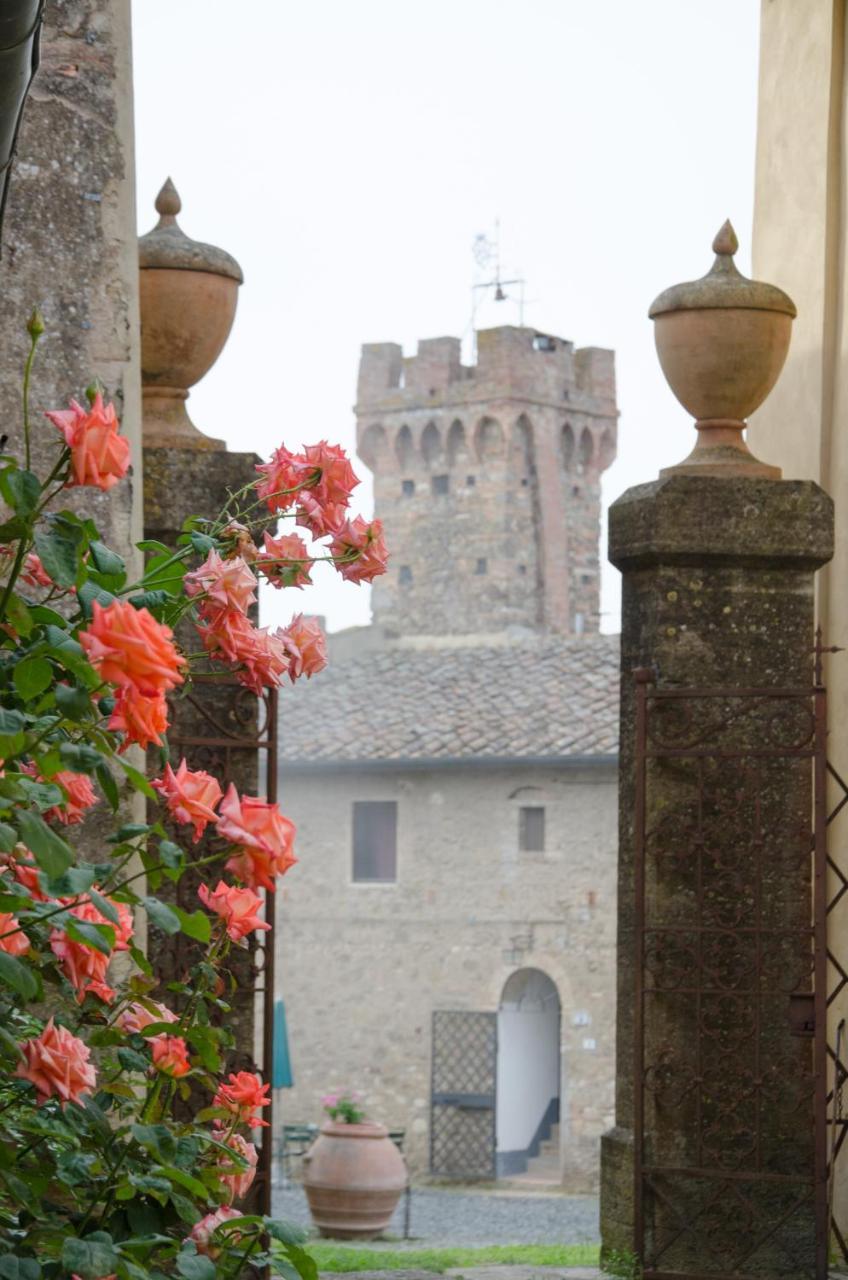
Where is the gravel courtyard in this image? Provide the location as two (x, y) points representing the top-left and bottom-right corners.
(271, 1185), (600, 1246)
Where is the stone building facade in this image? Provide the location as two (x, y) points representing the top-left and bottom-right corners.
(276, 325), (620, 1189)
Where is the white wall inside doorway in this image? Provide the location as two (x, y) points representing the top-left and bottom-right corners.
(496, 968), (560, 1153)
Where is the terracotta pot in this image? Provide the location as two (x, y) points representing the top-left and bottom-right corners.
(303, 1120), (407, 1240)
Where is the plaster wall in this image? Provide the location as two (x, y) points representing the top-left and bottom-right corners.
(749, 0), (848, 1226)
(275, 761), (617, 1189)
(496, 1005), (559, 1153)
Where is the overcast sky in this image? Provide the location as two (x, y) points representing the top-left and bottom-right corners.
(132, 0), (761, 635)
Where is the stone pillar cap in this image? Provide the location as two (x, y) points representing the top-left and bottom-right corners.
(649, 221), (795, 319)
(139, 178), (243, 283)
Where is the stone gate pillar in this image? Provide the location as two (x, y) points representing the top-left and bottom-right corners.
(599, 225), (834, 1276)
(138, 183), (270, 1202)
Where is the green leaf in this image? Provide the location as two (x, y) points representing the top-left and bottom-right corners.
(43, 865), (97, 896)
(0, 1257), (41, 1280)
(96, 762), (119, 811)
(61, 1236), (119, 1279)
(0, 1025), (24, 1060)
(189, 532), (216, 556)
(131, 1122), (177, 1163)
(0, 952), (36, 999)
(117, 757), (157, 801)
(65, 917), (115, 955)
(44, 626), (100, 689)
(0, 822), (17, 853)
(176, 1255), (216, 1280)
(142, 896), (180, 935)
(112, 823), (150, 842)
(12, 657), (52, 700)
(55, 683), (91, 720)
(89, 541), (126, 577)
(117, 1047), (151, 1073)
(33, 518), (84, 589)
(143, 552), (186, 596)
(13, 810), (73, 878)
(160, 1164), (208, 1199)
(265, 1218), (309, 1247)
(0, 709), (25, 735)
(5, 593), (33, 637)
(58, 742), (103, 773)
(89, 888), (120, 925)
(16, 777), (64, 812)
(137, 539), (172, 555)
(128, 589), (172, 611)
(0, 468), (41, 517)
(77, 580), (117, 617)
(173, 906), (210, 943)
(130, 943), (152, 976)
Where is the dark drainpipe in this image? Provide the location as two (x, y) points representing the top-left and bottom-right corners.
(0, 0), (44, 253)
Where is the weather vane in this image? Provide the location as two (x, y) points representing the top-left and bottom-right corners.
(469, 219), (526, 357)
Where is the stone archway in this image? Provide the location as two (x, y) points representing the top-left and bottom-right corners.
(496, 968), (561, 1181)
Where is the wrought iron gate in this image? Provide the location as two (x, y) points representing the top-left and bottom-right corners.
(430, 1010), (497, 1179)
(633, 670), (828, 1279)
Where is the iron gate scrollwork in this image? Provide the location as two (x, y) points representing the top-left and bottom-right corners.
(633, 671), (828, 1280)
(162, 673), (278, 1214)
(430, 1010), (497, 1180)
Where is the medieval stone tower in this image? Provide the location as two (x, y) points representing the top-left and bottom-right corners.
(355, 326), (618, 637)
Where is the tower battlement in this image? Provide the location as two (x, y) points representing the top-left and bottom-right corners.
(355, 325), (618, 639)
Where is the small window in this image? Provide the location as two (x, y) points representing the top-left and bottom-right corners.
(432, 474), (449, 496)
(475, 558), (487, 575)
(532, 333), (556, 352)
(401, 479), (414, 497)
(399, 565), (412, 585)
(518, 564), (527, 575)
(466, 475), (476, 487)
(519, 806), (545, 853)
(353, 801), (397, 882)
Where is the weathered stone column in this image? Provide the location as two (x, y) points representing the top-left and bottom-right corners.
(600, 226), (834, 1275)
(138, 181), (265, 1095)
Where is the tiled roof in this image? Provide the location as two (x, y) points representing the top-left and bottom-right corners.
(278, 633), (620, 766)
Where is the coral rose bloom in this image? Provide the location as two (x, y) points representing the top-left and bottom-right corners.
(20, 552), (52, 589)
(151, 1033), (191, 1078)
(277, 613), (328, 682)
(185, 549), (257, 615)
(50, 896), (127, 1004)
(198, 880), (270, 942)
(215, 1129), (258, 1203)
(216, 784), (297, 892)
(198, 610), (290, 694)
(152, 758), (222, 842)
(117, 999), (178, 1036)
(79, 600), (185, 696)
(45, 392), (131, 492)
(108, 685), (169, 751)
(0, 911), (28, 956)
(47, 769), (98, 825)
(254, 445), (303, 514)
(16, 1018), (96, 1107)
(330, 516), (390, 584)
(187, 1204), (242, 1257)
(257, 530), (312, 589)
(213, 1070), (270, 1126)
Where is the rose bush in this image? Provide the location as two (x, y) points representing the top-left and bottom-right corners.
(0, 316), (388, 1277)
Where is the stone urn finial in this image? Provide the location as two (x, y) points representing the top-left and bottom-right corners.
(649, 220), (796, 478)
(139, 178), (244, 449)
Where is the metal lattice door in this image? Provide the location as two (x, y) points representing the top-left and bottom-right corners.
(430, 1010), (497, 1179)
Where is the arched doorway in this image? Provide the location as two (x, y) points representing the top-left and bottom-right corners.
(496, 968), (561, 1180)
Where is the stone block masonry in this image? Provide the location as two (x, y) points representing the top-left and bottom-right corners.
(355, 327), (617, 638)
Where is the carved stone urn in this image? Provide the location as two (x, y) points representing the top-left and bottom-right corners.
(138, 178), (243, 449)
(649, 220), (796, 478)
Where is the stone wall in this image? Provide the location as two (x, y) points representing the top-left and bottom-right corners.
(275, 760), (618, 1188)
(356, 326), (617, 639)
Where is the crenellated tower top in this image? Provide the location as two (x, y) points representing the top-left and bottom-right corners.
(355, 325), (618, 640)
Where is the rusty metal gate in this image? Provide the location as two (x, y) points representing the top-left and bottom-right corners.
(633, 667), (830, 1278)
(430, 1010), (497, 1179)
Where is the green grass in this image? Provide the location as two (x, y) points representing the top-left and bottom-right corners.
(308, 1242), (601, 1273)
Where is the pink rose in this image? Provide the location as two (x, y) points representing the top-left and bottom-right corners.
(45, 392), (131, 492)
(276, 613), (328, 682)
(116, 999), (178, 1036)
(151, 1034), (191, 1078)
(187, 1204), (243, 1257)
(0, 911), (28, 956)
(16, 1018), (96, 1107)
(152, 758), (223, 842)
(213, 1070), (270, 1127)
(329, 516), (389, 584)
(216, 784), (297, 892)
(198, 879), (270, 942)
(257, 530), (313, 589)
(185, 549), (257, 615)
(215, 1128), (258, 1203)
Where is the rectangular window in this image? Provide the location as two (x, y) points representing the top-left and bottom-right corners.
(432, 474), (449, 496)
(402, 479), (414, 497)
(352, 801), (397, 882)
(519, 806), (545, 853)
